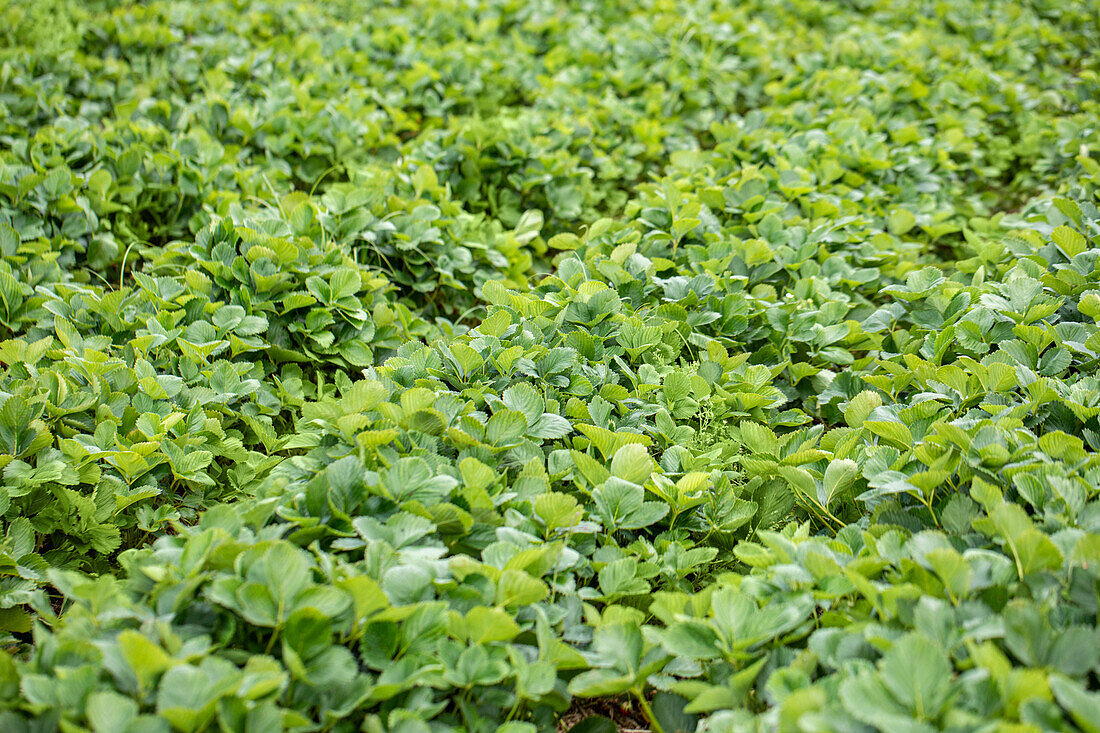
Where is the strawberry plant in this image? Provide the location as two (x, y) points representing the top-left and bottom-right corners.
(1, 0), (1099, 731)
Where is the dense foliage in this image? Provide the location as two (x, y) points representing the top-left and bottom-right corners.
(2, 0), (1100, 731)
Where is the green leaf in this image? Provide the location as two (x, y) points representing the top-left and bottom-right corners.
(863, 410), (913, 448)
(118, 630), (174, 692)
(495, 569), (547, 608)
(502, 383), (544, 425)
(739, 422), (779, 456)
(598, 558), (649, 597)
(487, 410), (528, 447)
(576, 424), (652, 461)
(86, 691), (139, 733)
(593, 478), (668, 531)
(661, 621), (722, 660)
(777, 465), (816, 501)
(844, 390), (882, 427)
(1050, 674), (1100, 733)
(887, 209), (917, 236)
(527, 412), (572, 439)
(822, 459), (859, 508)
(466, 606), (521, 643)
(610, 443), (654, 485)
(1052, 224), (1087, 257)
(567, 668), (636, 697)
(840, 670), (937, 733)
(652, 692), (698, 733)
(878, 633), (953, 719)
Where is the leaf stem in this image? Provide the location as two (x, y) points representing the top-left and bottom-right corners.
(264, 625), (280, 655)
(634, 688), (667, 733)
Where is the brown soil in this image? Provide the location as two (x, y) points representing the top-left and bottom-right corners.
(557, 697), (651, 733)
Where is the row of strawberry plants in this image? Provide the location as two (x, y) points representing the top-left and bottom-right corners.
(1, 0), (1099, 731)
(4, 184), (1100, 730)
